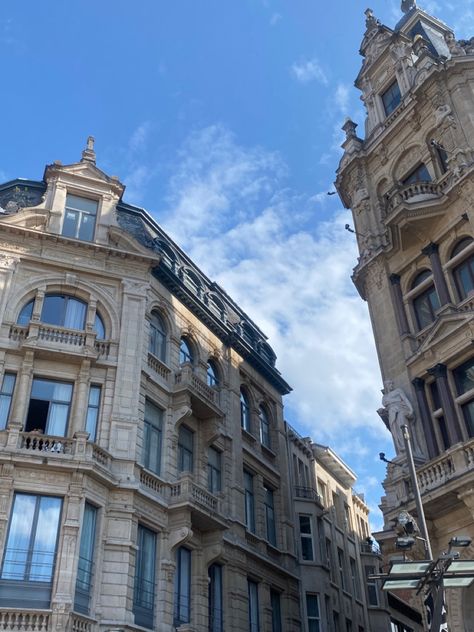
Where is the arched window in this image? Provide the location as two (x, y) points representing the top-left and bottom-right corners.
(411, 270), (440, 330)
(451, 237), (474, 301)
(17, 294), (107, 338)
(259, 405), (270, 448)
(149, 311), (166, 361)
(240, 389), (251, 432)
(179, 337), (193, 364)
(206, 360), (219, 387)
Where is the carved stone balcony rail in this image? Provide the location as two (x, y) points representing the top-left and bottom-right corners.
(7, 323), (115, 361)
(385, 175), (451, 215)
(146, 352), (171, 383)
(139, 468), (168, 497)
(0, 609), (50, 631)
(169, 476), (218, 513)
(0, 426), (113, 475)
(174, 365), (222, 419)
(416, 451), (456, 495)
(68, 613), (97, 632)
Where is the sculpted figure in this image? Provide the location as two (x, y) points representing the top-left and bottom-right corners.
(381, 380), (414, 454)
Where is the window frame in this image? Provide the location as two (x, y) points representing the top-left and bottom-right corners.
(244, 469), (256, 533)
(206, 359), (219, 387)
(240, 389), (251, 432)
(381, 80), (402, 116)
(408, 270), (440, 331)
(62, 193), (99, 242)
(259, 405), (271, 448)
(270, 589), (282, 632)
(0, 372), (16, 430)
(208, 446), (222, 493)
(85, 385), (101, 442)
(25, 377), (74, 437)
(248, 579), (260, 632)
(178, 424), (194, 473)
(299, 514), (314, 561)
(0, 493), (63, 609)
(306, 593), (321, 632)
(74, 502), (98, 615)
(174, 547), (191, 626)
(264, 484), (277, 546)
(149, 311), (167, 362)
(133, 524), (157, 629)
(450, 238), (474, 302)
(143, 400), (164, 475)
(208, 563), (223, 632)
(179, 337), (193, 365)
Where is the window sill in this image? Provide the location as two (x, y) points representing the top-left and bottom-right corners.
(261, 444), (276, 458)
(241, 428), (257, 443)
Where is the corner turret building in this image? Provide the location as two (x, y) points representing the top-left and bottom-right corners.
(336, 2), (474, 630)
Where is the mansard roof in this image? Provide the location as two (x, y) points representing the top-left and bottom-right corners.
(0, 176), (291, 395)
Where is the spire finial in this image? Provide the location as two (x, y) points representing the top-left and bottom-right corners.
(81, 136), (96, 164)
(401, 0), (417, 13)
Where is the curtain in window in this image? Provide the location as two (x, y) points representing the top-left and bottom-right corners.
(64, 299), (87, 329)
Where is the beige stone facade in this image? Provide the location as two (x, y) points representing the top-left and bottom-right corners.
(336, 3), (474, 631)
(0, 144), (303, 631)
(287, 425), (422, 632)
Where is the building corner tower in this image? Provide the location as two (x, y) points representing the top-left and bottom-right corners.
(336, 2), (474, 629)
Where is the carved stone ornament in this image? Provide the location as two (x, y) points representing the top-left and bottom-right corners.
(444, 31), (466, 57)
(435, 104), (455, 127)
(364, 8), (380, 32)
(169, 526), (193, 550)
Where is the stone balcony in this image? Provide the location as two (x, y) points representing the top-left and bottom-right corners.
(145, 351), (172, 387)
(0, 426), (113, 479)
(384, 438), (474, 520)
(0, 609), (97, 632)
(8, 323), (116, 362)
(173, 364), (223, 419)
(385, 174), (451, 218)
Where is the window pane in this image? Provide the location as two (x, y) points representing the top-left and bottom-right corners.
(299, 515), (311, 534)
(174, 547), (191, 625)
(0, 374), (16, 430)
(207, 361), (218, 387)
(1, 494), (37, 579)
(17, 300), (34, 325)
(209, 564), (223, 632)
(64, 299), (87, 330)
(47, 403), (69, 436)
(79, 213), (95, 241)
(66, 195), (98, 215)
(75, 503), (97, 614)
(94, 313), (106, 340)
(62, 209), (79, 238)
(382, 80), (401, 115)
(248, 580), (259, 632)
(271, 590), (282, 632)
(30, 496), (62, 582)
(41, 295), (65, 326)
(179, 339), (193, 364)
(134, 525), (156, 628)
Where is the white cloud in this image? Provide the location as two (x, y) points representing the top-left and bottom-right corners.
(334, 83), (351, 115)
(291, 57), (328, 85)
(129, 121), (151, 154)
(270, 13), (282, 26)
(161, 125), (384, 446)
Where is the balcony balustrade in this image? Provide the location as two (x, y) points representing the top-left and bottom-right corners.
(146, 352), (171, 384)
(8, 323), (114, 361)
(174, 365), (222, 419)
(0, 609), (50, 631)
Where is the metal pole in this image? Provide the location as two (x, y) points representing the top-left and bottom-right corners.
(401, 424), (433, 560)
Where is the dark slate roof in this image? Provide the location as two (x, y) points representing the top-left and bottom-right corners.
(0, 179), (291, 394)
(116, 202), (291, 394)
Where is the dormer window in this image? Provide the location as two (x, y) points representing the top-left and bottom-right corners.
(62, 194), (98, 241)
(381, 80), (401, 116)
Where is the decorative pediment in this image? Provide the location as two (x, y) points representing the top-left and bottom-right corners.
(417, 311), (474, 356)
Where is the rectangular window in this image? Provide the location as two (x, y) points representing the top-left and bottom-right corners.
(350, 557), (359, 599)
(244, 470), (256, 533)
(346, 618), (353, 632)
(133, 525), (156, 628)
(381, 80), (401, 115)
(299, 515), (314, 561)
(344, 503), (352, 530)
(143, 400), (163, 475)
(85, 385), (101, 442)
(317, 478), (327, 506)
(208, 564), (223, 632)
(325, 538), (333, 579)
(248, 579), (259, 632)
(25, 378), (73, 436)
(264, 485), (276, 546)
(0, 493), (62, 609)
(306, 593), (321, 632)
(0, 373), (16, 430)
(62, 194), (98, 241)
(271, 590), (282, 632)
(208, 447), (222, 493)
(337, 548), (346, 590)
(174, 547), (191, 626)
(74, 503), (98, 614)
(365, 566), (379, 606)
(178, 425), (194, 473)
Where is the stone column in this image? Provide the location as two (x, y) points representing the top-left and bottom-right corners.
(412, 377), (438, 459)
(10, 350), (34, 428)
(421, 243), (451, 306)
(427, 363), (463, 445)
(69, 360), (90, 437)
(389, 274), (410, 335)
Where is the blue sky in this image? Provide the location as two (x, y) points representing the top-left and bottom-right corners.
(2, 0), (473, 528)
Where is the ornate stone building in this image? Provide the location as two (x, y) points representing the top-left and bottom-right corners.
(287, 424), (422, 632)
(336, 2), (474, 630)
(0, 141), (304, 631)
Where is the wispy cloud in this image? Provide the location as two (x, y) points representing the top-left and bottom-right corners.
(270, 12), (282, 26)
(291, 57), (328, 85)
(129, 121), (151, 153)
(161, 124), (385, 451)
(121, 122), (155, 204)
